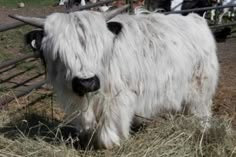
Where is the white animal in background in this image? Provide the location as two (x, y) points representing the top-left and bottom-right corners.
(171, 0), (183, 11)
(210, 0), (220, 21)
(134, 6), (162, 14)
(59, 0), (87, 6)
(210, 0), (236, 23)
(218, 0), (236, 23)
(144, 0), (213, 16)
(59, 0), (66, 5)
(87, 0), (112, 12)
(59, 0), (111, 12)
(13, 9), (219, 149)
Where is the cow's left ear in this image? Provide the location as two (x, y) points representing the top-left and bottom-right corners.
(25, 30), (44, 51)
(107, 21), (123, 35)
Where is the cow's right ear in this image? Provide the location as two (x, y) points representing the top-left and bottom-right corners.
(107, 21), (123, 35)
(25, 30), (44, 51)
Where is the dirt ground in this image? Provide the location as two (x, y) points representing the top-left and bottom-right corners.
(0, 6), (64, 24)
(0, 6), (236, 127)
(214, 36), (236, 127)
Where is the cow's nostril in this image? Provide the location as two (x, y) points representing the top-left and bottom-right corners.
(72, 75), (100, 96)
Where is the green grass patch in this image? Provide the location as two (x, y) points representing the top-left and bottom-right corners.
(0, 0), (57, 8)
(0, 51), (13, 62)
(0, 84), (7, 93)
(0, 26), (34, 61)
(15, 60), (44, 74)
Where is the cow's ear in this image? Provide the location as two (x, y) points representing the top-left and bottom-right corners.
(25, 30), (46, 66)
(25, 30), (44, 51)
(107, 21), (123, 35)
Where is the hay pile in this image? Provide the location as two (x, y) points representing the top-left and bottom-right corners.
(0, 108), (235, 157)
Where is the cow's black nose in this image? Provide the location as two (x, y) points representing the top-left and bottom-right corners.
(72, 75), (100, 96)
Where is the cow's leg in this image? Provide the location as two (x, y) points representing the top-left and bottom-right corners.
(210, 8), (216, 21)
(232, 12), (235, 18)
(188, 67), (218, 129)
(95, 91), (136, 149)
(189, 99), (212, 129)
(228, 8), (235, 21)
(80, 0), (86, 6)
(218, 9), (228, 24)
(189, 79), (217, 129)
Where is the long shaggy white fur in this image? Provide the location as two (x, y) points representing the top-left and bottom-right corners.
(41, 11), (219, 149)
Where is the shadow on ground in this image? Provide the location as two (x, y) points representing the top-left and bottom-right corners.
(0, 112), (81, 148)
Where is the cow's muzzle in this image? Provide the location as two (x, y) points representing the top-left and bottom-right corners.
(72, 75), (100, 96)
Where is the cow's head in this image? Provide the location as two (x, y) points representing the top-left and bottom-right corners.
(11, 6), (126, 98)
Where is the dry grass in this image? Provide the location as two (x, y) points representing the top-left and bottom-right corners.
(0, 100), (235, 157)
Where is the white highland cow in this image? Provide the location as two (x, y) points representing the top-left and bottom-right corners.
(11, 7), (219, 149)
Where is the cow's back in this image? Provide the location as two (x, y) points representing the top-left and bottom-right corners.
(109, 13), (218, 118)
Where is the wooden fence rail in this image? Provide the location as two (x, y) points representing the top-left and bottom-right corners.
(0, 22), (25, 32)
(210, 22), (236, 29)
(0, 80), (46, 107)
(165, 4), (236, 15)
(0, 53), (39, 70)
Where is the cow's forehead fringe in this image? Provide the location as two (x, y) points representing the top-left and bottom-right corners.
(44, 11), (106, 33)
(42, 11), (114, 79)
